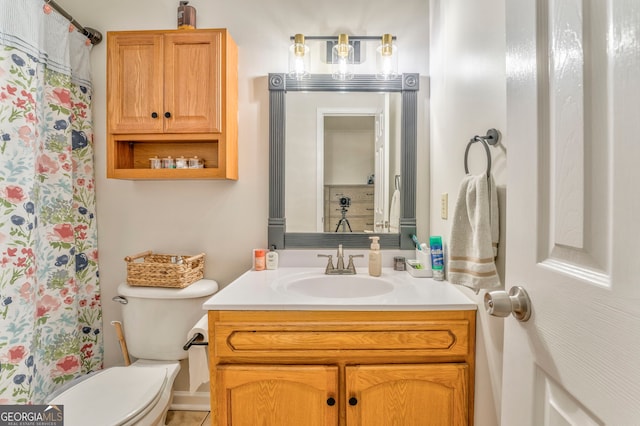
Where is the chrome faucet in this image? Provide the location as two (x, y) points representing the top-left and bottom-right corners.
(318, 244), (364, 275)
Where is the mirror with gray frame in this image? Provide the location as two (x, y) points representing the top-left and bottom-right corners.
(268, 73), (419, 249)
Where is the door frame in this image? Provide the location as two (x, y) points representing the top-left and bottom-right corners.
(315, 107), (384, 232)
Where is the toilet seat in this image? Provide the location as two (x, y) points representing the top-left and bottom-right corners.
(50, 362), (179, 426)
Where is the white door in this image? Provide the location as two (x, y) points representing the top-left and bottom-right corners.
(503, 0), (640, 424)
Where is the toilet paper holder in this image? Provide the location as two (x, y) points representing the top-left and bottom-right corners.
(183, 332), (208, 350)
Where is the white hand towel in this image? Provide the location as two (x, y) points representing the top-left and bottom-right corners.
(389, 189), (400, 233)
(448, 174), (500, 290)
(187, 314), (209, 394)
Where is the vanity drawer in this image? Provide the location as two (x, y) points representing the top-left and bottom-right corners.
(325, 185), (375, 202)
(210, 311), (475, 363)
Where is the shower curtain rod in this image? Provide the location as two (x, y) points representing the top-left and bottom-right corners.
(46, 0), (103, 45)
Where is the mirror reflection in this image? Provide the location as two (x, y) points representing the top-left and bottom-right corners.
(268, 73), (418, 249)
(285, 92), (402, 234)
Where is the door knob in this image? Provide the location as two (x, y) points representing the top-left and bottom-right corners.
(484, 286), (531, 322)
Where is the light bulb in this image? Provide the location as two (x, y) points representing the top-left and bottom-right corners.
(332, 34), (354, 80)
(376, 34), (398, 80)
(288, 34), (309, 80)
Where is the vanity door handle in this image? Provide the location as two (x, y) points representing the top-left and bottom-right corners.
(348, 397), (358, 406)
(326, 397), (336, 406)
(164, 111), (171, 118)
(151, 112), (158, 119)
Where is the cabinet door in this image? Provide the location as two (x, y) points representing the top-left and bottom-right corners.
(163, 31), (221, 133)
(107, 33), (164, 133)
(346, 364), (468, 426)
(216, 365), (339, 426)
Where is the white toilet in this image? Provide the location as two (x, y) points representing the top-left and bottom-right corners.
(49, 279), (218, 426)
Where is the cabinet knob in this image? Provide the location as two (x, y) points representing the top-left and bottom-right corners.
(348, 397), (358, 406)
(164, 112), (171, 118)
(151, 112), (158, 119)
(326, 397), (336, 406)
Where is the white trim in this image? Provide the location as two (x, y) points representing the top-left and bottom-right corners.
(170, 390), (210, 411)
(316, 107), (380, 232)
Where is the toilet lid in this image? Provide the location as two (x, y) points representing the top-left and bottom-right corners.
(50, 365), (168, 426)
(118, 278), (219, 299)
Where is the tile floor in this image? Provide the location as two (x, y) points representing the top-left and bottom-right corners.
(166, 410), (210, 426)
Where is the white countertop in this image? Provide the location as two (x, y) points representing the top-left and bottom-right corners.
(203, 267), (477, 311)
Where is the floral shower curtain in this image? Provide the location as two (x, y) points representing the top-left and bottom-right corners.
(0, 0), (101, 404)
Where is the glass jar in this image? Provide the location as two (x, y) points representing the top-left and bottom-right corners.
(161, 156), (175, 169)
(175, 156), (188, 169)
(188, 156), (203, 168)
(149, 156), (161, 169)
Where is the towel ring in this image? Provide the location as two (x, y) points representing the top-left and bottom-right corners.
(464, 128), (500, 177)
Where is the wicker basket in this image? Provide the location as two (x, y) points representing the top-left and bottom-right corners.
(124, 250), (205, 288)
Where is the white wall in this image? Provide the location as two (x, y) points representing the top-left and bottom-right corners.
(56, 0), (429, 387)
(324, 118), (375, 185)
(429, 0), (507, 425)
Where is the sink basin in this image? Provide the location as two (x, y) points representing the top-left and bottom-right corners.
(273, 273), (395, 299)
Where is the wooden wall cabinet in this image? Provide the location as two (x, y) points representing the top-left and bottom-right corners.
(106, 29), (238, 179)
(209, 310), (476, 426)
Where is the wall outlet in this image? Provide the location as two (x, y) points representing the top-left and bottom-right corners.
(441, 193), (448, 219)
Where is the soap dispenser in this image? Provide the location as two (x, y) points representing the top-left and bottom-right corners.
(368, 236), (382, 277)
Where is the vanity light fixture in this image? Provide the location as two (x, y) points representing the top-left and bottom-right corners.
(288, 34), (398, 81)
(376, 33), (398, 80)
(331, 33), (355, 81)
(288, 33), (310, 80)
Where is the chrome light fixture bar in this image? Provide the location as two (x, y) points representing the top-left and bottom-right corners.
(287, 34), (398, 81)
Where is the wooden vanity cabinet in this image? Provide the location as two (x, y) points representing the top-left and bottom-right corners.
(209, 310), (476, 426)
(217, 365), (339, 426)
(346, 364), (468, 425)
(106, 29), (238, 179)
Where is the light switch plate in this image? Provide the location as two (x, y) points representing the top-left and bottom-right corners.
(441, 193), (448, 219)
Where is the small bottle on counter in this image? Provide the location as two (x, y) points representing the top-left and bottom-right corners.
(254, 249), (266, 271)
(266, 246), (279, 270)
(393, 256), (406, 271)
(429, 236), (444, 281)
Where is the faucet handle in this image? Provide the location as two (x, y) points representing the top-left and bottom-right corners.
(346, 254), (364, 273)
(317, 254), (334, 271)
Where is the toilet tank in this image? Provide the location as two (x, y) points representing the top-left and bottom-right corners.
(116, 279), (218, 361)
